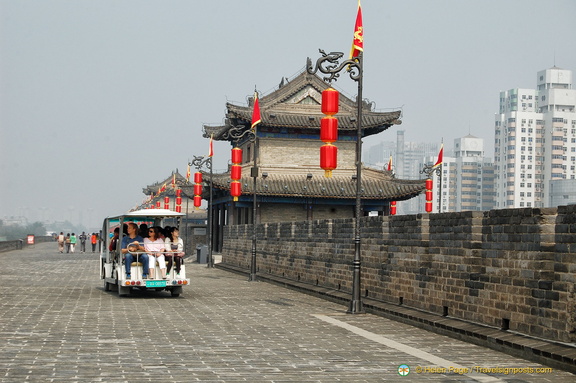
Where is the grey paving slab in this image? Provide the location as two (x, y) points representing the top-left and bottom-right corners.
(0, 242), (574, 382)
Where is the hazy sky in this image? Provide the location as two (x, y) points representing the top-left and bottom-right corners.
(1, 0), (575, 229)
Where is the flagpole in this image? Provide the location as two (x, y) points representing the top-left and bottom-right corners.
(350, 52), (364, 314)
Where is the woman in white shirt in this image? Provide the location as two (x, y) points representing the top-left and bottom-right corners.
(144, 226), (167, 279)
(165, 227), (185, 276)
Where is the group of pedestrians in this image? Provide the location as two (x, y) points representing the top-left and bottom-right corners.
(121, 223), (184, 280)
(57, 232), (99, 253)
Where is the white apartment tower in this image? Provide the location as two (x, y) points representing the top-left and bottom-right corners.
(495, 67), (576, 208)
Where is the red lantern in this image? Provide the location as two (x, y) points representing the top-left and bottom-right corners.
(230, 164), (242, 181)
(230, 147), (243, 201)
(230, 181), (241, 201)
(320, 88), (339, 177)
(193, 195), (202, 207)
(156, 201), (161, 208)
(390, 201), (397, 215)
(194, 172), (202, 184)
(321, 88), (339, 116)
(194, 184), (202, 196)
(176, 197), (182, 205)
(176, 189), (182, 197)
(231, 147), (243, 164)
(425, 178), (433, 213)
(176, 206), (182, 213)
(320, 117), (338, 143)
(320, 144), (338, 177)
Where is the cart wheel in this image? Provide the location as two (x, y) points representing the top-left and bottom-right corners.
(118, 285), (131, 297)
(171, 286), (182, 297)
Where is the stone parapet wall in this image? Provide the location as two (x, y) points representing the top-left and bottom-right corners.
(221, 206), (576, 342)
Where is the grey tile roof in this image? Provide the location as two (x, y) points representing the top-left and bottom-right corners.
(204, 69), (402, 141)
(186, 171), (425, 201)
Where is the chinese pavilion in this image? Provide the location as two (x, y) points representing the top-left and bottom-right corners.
(199, 68), (425, 251)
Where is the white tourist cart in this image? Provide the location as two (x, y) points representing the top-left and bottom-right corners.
(100, 209), (190, 297)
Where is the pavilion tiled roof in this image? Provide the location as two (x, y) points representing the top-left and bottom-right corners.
(185, 171), (425, 201)
(204, 69), (402, 140)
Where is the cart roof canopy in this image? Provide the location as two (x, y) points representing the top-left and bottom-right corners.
(104, 209), (185, 224)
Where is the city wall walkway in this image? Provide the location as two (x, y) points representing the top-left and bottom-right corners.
(0, 242), (574, 382)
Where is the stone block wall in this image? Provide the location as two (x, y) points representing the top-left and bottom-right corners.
(221, 206), (576, 342)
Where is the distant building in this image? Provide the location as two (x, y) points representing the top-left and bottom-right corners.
(365, 133), (495, 213)
(494, 66), (576, 208)
(364, 130), (441, 215)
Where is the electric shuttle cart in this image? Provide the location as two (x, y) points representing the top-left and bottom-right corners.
(100, 209), (190, 297)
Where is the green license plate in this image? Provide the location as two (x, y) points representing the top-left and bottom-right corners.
(146, 280), (167, 288)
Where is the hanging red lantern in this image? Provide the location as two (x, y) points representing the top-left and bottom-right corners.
(230, 181), (241, 201)
(156, 201), (161, 208)
(320, 117), (338, 143)
(320, 144), (338, 177)
(176, 197), (182, 205)
(320, 88), (339, 178)
(321, 88), (339, 116)
(390, 201), (397, 215)
(176, 189), (182, 197)
(194, 172), (202, 184)
(164, 196), (170, 210)
(194, 184), (202, 196)
(176, 206), (182, 213)
(230, 164), (242, 181)
(193, 195), (202, 207)
(425, 178), (433, 213)
(230, 147), (243, 201)
(231, 147), (243, 164)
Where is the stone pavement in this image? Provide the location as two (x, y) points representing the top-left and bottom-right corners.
(0, 242), (574, 382)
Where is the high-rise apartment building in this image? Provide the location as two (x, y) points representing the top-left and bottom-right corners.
(494, 67), (576, 208)
(365, 131), (494, 214)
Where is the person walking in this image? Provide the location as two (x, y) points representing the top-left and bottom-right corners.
(65, 234), (71, 253)
(57, 232), (65, 253)
(70, 233), (77, 253)
(91, 233), (98, 252)
(79, 232), (87, 253)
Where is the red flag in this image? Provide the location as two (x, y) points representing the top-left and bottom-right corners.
(208, 134), (214, 157)
(160, 183), (166, 192)
(349, 0), (363, 59)
(432, 144), (443, 168)
(387, 155), (393, 171)
(251, 91), (261, 130)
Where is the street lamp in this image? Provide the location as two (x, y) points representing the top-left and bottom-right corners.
(307, 49), (365, 314)
(421, 162), (443, 213)
(191, 155), (214, 268)
(224, 123), (258, 282)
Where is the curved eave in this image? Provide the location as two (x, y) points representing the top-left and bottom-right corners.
(205, 173), (425, 201)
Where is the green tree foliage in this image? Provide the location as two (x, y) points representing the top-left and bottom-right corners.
(0, 221), (47, 241)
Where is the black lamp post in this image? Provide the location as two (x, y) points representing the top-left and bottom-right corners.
(307, 49), (365, 314)
(191, 155), (214, 268)
(224, 123), (258, 281)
